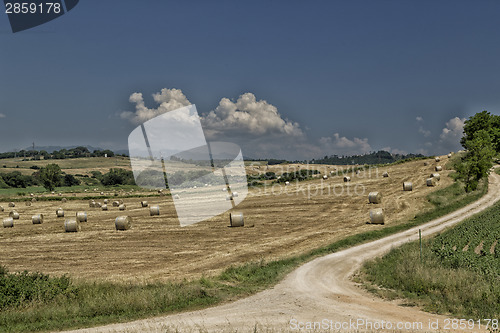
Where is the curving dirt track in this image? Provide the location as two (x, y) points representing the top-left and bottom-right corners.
(64, 169), (500, 333)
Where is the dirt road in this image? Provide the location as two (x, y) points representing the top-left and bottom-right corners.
(65, 170), (500, 333)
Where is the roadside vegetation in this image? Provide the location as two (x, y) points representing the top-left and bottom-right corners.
(0, 160), (489, 332)
(359, 110), (500, 320)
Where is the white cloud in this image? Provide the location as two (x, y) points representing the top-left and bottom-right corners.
(0, 113), (5, 118)
(120, 88), (191, 125)
(438, 116), (466, 152)
(416, 116), (431, 137)
(202, 93), (304, 138)
(319, 133), (372, 155)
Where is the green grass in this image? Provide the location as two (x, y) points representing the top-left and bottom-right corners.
(496, 168), (500, 175)
(359, 182), (499, 320)
(0, 174), (489, 332)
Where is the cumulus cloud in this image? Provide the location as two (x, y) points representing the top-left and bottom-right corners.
(202, 93), (304, 138)
(120, 88), (191, 125)
(438, 116), (466, 152)
(0, 113), (5, 118)
(416, 116), (423, 122)
(319, 133), (372, 155)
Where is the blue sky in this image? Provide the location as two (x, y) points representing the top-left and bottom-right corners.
(1, 1), (499, 159)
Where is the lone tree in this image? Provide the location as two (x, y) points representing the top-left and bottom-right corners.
(39, 163), (62, 191)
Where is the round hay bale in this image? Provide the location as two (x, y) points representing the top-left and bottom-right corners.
(435, 157), (440, 162)
(173, 194), (180, 200)
(157, 189), (163, 194)
(25, 201), (32, 206)
(424, 161), (429, 166)
(368, 192), (382, 204)
(323, 175), (328, 180)
(431, 173), (441, 181)
(149, 205), (160, 216)
(119, 204), (126, 211)
(3, 217), (14, 228)
(118, 199), (124, 205)
(64, 219), (80, 232)
(0, 206), (3, 212)
(76, 211), (87, 222)
(89, 200), (96, 208)
(32, 214), (44, 224)
(344, 176), (351, 182)
(112, 201), (120, 207)
(403, 182), (413, 191)
(30, 193), (34, 197)
(58, 193), (62, 196)
(102, 204), (108, 211)
(31, 198), (36, 203)
(141, 201), (148, 207)
(229, 212), (244, 227)
(51, 191), (55, 194)
(56, 209), (64, 218)
(382, 171), (389, 177)
(222, 187), (227, 192)
(61, 198), (67, 203)
(435, 166), (442, 172)
(8, 202), (15, 207)
(426, 178), (437, 187)
(285, 181), (290, 185)
(9, 211), (19, 219)
(447, 153), (452, 158)
(100, 191), (104, 195)
(232, 192), (239, 198)
(369, 208), (385, 224)
(96, 202), (102, 208)
(115, 216), (131, 230)
(103, 199), (108, 204)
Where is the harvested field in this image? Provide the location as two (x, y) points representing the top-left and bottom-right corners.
(0, 157), (452, 283)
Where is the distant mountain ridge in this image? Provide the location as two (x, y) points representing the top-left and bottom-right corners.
(21, 145), (104, 153)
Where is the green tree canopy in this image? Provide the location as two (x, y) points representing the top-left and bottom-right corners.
(39, 164), (62, 191)
(461, 110), (500, 153)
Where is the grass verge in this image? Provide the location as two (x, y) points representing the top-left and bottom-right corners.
(358, 181), (498, 320)
(0, 178), (489, 332)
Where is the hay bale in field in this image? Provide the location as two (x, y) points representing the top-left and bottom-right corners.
(115, 216), (131, 230)
(157, 189), (163, 194)
(30, 193), (34, 197)
(430, 173), (441, 181)
(150, 205), (160, 216)
(25, 201), (31, 206)
(229, 212), (244, 227)
(100, 192), (104, 195)
(285, 181), (290, 185)
(31, 198), (36, 203)
(58, 193), (62, 196)
(9, 211), (19, 219)
(0, 206), (3, 212)
(112, 201), (120, 207)
(103, 199), (108, 204)
(141, 201), (148, 207)
(435, 166), (442, 172)
(8, 202), (15, 207)
(232, 192), (239, 198)
(369, 208), (384, 224)
(95, 202), (102, 208)
(173, 194), (180, 199)
(382, 171), (389, 177)
(368, 192), (382, 204)
(61, 198), (67, 203)
(32, 214), (44, 224)
(56, 208), (64, 218)
(64, 219), (80, 232)
(3, 217), (14, 228)
(89, 200), (96, 208)
(435, 157), (440, 162)
(119, 204), (126, 211)
(426, 178), (437, 187)
(344, 176), (351, 182)
(323, 175), (328, 180)
(403, 182), (413, 191)
(447, 153), (452, 158)
(102, 204), (108, 211)
(76, 211), (87, 222)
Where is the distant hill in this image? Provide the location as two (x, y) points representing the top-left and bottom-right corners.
(312, 150), (426, 165)
(22, 145), (104, 153)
